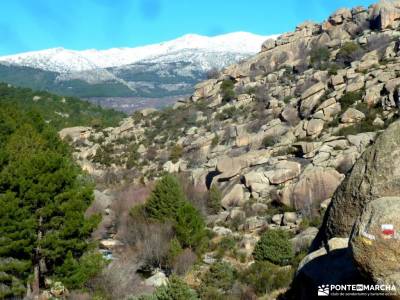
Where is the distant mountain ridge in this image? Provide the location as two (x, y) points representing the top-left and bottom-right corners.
(0, 32), (277, 110)
(0, 32), (276, 73)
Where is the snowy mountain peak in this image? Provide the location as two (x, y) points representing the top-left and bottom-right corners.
(0, 32), (278, 73)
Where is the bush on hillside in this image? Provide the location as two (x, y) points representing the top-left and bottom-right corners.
(126, 144), (141, 169)
(133, 276), (198, 300)
(216, 106), (238, 121)
(338, 91), (363, 111)
(153, 276), (199, 300)
(221, 79), (235, 102)
(170, 144), (183, 163)
(262, 135), (279, 148)
(336, 41), (363, 66)
(144, 175), (207, 251)
(207, 184), (222, 214)
(211, 135), (219, 148)
(200, 261), (237, 295)
(252, 230), (294, 266)
(239, 261), (293, 295)
(310, 46), (330, 70)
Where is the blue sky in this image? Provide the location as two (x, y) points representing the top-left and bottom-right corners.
(0, 0), (376, 55)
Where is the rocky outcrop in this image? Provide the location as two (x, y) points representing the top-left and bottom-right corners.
(221, 184), (246, 208)
(144, 271), (168, 287)
(350, 197), (400, 291)
(279, 167), (344, 210)
(370, 0), (400, 30)
(340, 108), (365, 123)
(316, 120), (400, 246)
(59, 126), (92, 141)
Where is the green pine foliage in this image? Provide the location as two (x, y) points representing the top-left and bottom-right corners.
(167, 238), (184, 265)
(133, 276), (198, 300)
(310, 46), (330, 70)
(252, 230), (294, 266)
(54, 250), (106, 289)
(239, 261), (293, 295)
(220, 79), (235, 102)
(207, 184), (222, 214)
(145, 174), (187, 221)
(144, 174), (206, 250)
(152, 276), (199, 300)
(199, 261), (237, 297)
(0, 104), (101, 298)
(169, 145), (183, 163)
(0, 83), (125, 130)
(175, 203), (206, 249)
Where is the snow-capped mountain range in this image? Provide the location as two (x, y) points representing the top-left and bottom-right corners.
(0, 32), (275, 72)
(0, 32), (278, 112)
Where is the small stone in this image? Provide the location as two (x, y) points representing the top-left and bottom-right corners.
(272, 214), (283, 225)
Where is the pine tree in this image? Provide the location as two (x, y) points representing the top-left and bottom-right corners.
(175, 203), (206, 249)
(0, 105), (100, 298)
(144, 174), (207, 251)
(145, 174), (186, 221)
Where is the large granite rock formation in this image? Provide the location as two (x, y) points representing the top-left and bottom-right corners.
(314, 120), (400, 249)
(350, 197), (400, 291)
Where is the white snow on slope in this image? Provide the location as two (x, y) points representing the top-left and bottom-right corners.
(0, 32), (279, 73)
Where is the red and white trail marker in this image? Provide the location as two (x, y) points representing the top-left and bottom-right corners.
(381, 224), (395, 239)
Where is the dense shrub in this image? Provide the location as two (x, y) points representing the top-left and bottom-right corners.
(211, 135), (219, 148)
(262, 135), (279, 148)
(366, 34), (392, 53)
(134, 276), (198, 300)
(299, 215), (323, 231)
(144, 175), (207, 251)
(216, 106), (239, 121)
(200, 261), (237, 295)
(176, 173), (209, 216)
(338, 91), (363, 111)
(198, 287), (225, 300)
(327, 63), (340, 75)
(252, 230), (294, 265)
(55, 251), (106, 289)
(126, 144), (140, 169)
(153, 276), (198, 300)
(336, 42), (363, 66)
(170, 144), (183, 163)
(239, 261), (293, 295)
(335, 121), (376, 136)
(336, 102), (384, 136)
(310, 46), (330, 70)
(221, 79), (235, 102)
(215, 236), (236, 259)
(208, 184), (222, 214)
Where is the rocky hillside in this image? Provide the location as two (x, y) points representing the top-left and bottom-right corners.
(61, 1), (400, 298)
